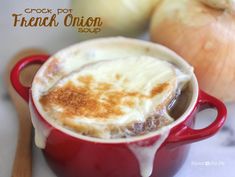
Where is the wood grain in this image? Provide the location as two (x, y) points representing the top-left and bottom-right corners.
(5, 49), (47, 177)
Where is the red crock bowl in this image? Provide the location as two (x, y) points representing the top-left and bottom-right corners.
(10, 37), (226, 177)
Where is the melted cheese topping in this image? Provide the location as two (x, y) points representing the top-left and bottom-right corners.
(39, 56), (189, 139)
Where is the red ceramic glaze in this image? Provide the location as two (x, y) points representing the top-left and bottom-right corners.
(10, 55), (227, 177)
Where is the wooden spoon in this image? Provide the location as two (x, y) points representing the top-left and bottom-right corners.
(5, 49), (47, 177)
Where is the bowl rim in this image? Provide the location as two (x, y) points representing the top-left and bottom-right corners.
(30, 37), (199, 144)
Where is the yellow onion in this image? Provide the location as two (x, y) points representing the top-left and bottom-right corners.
(71, 0), (160, 38)
(150, 0), (235, 102)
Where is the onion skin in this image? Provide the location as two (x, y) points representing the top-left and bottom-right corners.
(150, 0), (235, 102)
(200, 0), (235, 10)
(71, 0), (160, 38)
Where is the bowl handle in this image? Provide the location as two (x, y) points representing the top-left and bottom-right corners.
(166, 90), (227, 147)
(10, 55), (50, 103)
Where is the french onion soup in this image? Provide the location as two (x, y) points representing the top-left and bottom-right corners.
(37, 55), (192, 139)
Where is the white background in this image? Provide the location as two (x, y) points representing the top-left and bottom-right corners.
(0, 1), (235, 177)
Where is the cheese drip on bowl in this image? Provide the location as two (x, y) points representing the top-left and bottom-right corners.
(39, 56), (191, 139)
